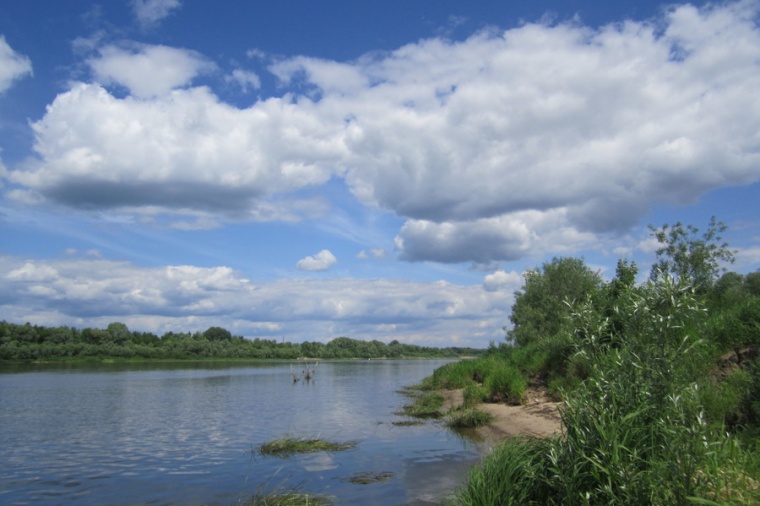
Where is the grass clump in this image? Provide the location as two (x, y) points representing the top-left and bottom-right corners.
(462, 383), (488, 408)
(447, 408), (494, 429)
(346, 471), (394, 484)
(455, 437), (553, 506)
(401, 391), (445, 419)
(246, 492), (332, 506)
(258, 436), (356, 457)
(484, 364), (526, 405)
(392, 419), (425, 427)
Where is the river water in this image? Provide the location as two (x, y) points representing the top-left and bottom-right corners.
(0, 360), (484, 505)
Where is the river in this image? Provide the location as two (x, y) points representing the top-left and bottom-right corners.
(0, 360), (483, 505)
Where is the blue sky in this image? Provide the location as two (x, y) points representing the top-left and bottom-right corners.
(1, 0), (759, 347)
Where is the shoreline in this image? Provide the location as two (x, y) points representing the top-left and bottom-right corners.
(441, 388), (563, 443)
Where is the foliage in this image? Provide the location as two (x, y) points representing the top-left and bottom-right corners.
(455, 436), (554, 506)
(508, 257), (602, 347)
(484, 364), (526, 405)
(462, 382), (489, 408)
(0, 321), (483, 361)
(649, 216), (736, 292)
(453, 274), (759, 505)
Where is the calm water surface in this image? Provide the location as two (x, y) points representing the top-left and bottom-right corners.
(0, 360), (484, 505)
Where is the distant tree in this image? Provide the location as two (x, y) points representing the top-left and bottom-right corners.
(203, 326), (232, 341)
(107, 322), (130, 345)
(508, 257), (602, 347)
(649, 216), (736, 292)
(745, 270), (760, 296)
(82, 328), (111, 345)
(709, 272), (746, 309)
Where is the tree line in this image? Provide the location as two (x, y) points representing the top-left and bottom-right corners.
(0, 322), (483, 361)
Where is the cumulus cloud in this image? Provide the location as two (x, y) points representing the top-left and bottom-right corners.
(132, 0), (181, 28)
(0, 36), (32, 93)
(297, 249), (337, 271)
(483, 270), (523, 292)
(11, 83), (344, 219)
(87, 43), (214, 98)
(0, 256), (513, 346)
(7, 2), (760, 264)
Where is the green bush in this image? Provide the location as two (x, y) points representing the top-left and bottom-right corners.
(700, 369), (752, 428)
(484, 364), (526, 405)
(462, 383), (488, 408)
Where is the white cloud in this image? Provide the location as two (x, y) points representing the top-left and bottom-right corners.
(246, 48), (267, 60)
(358, 248), (387, 259)
(11, 83), (344, 220)
(0, 256), (514, 346)
(88, 43), (214, 98)
(8, 2), (760, 264)
(226, 69), (261, 92)
(482, 270), (523, 292)
(297, 249), (337, 271)
(0, 36), (32, 93)
(132, 0), (181, 28)
(736, 246), (760, 271)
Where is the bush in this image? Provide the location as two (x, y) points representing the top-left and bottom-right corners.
(484, 364), (526, 405)
(462, 383), (489, 408)
(700, 369), (752, 429)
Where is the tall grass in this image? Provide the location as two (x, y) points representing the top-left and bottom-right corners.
(484, 364), (526, 404)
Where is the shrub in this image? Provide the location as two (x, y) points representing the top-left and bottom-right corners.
(484, 364), (526, 405)
(462, 383), (488, 407)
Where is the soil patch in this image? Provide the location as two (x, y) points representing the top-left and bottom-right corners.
(441, 387), (562, 443)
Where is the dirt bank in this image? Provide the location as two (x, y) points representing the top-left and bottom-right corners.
(441, 387), (562, 443)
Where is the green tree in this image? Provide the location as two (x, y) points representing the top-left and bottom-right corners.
(107, 322), (130, 345)
(508, 257), (602, 347)
(649, 216), (735, 292)
(745, 269), (760, 296)
(203, 326), (232, 341)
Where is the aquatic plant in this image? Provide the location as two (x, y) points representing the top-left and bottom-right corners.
(346, 471), (394, 484)
(258, 436), (356, 457)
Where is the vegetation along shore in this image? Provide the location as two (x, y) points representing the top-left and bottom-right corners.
(406, 218), (759, 505)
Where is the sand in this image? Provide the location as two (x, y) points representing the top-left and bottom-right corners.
(441, 387), (563, 443)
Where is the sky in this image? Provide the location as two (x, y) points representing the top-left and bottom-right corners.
(1, 0), (759, 348)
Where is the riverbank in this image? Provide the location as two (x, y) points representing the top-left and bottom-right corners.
(441, 386), (562, 442)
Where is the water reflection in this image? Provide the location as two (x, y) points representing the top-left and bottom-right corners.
(0, 360), (479, 505)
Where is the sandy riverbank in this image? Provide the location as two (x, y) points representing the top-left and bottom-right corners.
(441, 387), (563, 442)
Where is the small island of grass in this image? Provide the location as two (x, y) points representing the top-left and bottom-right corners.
(258, 436), (357, 457)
